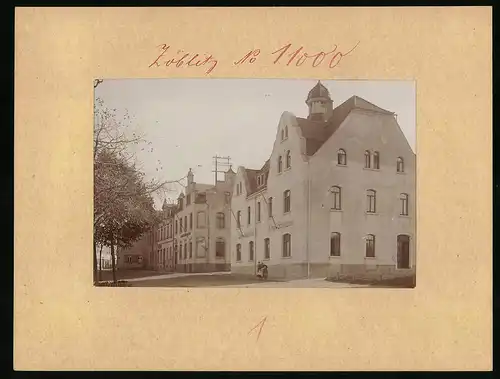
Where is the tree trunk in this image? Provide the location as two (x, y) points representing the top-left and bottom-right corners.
(98, 244), (103, 282)
(93, 238), (98, 284)
(110, 240), (117, 283)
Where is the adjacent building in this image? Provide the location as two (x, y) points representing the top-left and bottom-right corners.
(165, 168), (235, 273)
(230, 81), (415, 280)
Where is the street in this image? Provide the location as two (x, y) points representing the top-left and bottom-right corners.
(124, 271), (370, 288)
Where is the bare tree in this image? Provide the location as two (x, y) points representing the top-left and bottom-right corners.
(93, 97), (186, 283)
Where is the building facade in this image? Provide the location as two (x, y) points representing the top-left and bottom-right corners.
(170, 168), (235, 273)
(116, 229), (155, 270)
(230, 81), (416, 280)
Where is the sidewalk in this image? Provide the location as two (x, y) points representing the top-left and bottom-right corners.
(125, 271), (231, 282)
(218, 277), (370, 288)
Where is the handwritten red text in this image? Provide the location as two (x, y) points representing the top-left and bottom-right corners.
(149, 44), (218, 75)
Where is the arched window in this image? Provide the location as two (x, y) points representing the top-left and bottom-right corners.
(285, 126), (289, 139)
(397, 157), (404, 173)
(268, 197), (273, 217)
(281, 129), (285, 141)
(365, 234), (375, 257)
(278, 156), (283, 173)
(257, 202), (261, 222)
(286, 150), (291, 169)
(216, 238), (225, 257)
(179, 242), (183, 260)
(216, 212), (225, 229)
(283, 190), (291, 213)
(367, 189), (376, 213)
(364, 150), (371, 168)
(373, 151), (380, 169)
(189, 242), (193, 258)
(264, 238), (271, 259)
(249, 241), (254, 261)
(400, 193), (409, 216)
(330, 232), (341, 256)
(247, 206), (251, 225)
(337, 149), (347, 165)
(236, 243), (242, 262)
(282, 233), (291, 257)
(331, 186), (341, 210)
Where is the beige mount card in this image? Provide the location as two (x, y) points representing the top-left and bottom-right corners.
(14, 7), (492, 371)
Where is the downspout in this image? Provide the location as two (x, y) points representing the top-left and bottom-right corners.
(306, 160), (311, 279)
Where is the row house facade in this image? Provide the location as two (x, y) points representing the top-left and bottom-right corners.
(230, 81), (416, 280)
(155, 168), (235, 273)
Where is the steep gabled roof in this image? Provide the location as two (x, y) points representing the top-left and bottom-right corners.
(239, 158), (271, 198)
(297, 95), (395, 155)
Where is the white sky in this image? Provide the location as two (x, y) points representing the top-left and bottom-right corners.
(95, 79), (415, 209)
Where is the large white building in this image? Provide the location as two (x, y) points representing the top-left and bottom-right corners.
(230, 81), (416, 280)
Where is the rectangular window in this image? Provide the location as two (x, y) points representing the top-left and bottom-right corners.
(196, 238), (206, 258)
(284, 190), (291, 213)
(249, 241), (254, 261)
(197, 211), (206, 228)
(189, 242), (192, 258)
(268, 197), (273, 217)
(189, 213), (193, 229)
(282, 234), (291, 257)
(236, 244), (241, 262)
(179, 218), (183, 232)
(216, 239), (225, 257)
(184, 243), (187, 259)
(247, 206), (251, 225)
(175, 220), (178, 234)
(216, 212), (225, 229)
(264, 238), (270, 259)
(330, 233), (341, 256)
(186, 194), (191, 206)
(257, 202), (261, 222)
(237, 211), (241, 228)
(366, 235), (375, 257)
(373, 152), (380, 169)
(184, 216), (187, 231)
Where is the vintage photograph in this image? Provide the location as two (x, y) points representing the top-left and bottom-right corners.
(93, 79), (416, 288)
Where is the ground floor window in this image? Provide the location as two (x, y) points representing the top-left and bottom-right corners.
(330, 232), (341, 256)
(216, 238), (225, 257)
(236, 243), (241, 261)
(264, 238), (270, 259)
(365, 234), (375, 257)
(282, 233), (291, 257)
(249, 241), (254, 261)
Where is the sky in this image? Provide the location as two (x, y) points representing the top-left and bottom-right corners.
(95, 79), (415, 209)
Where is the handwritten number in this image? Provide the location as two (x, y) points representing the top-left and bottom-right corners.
(248, 316), (267, 341)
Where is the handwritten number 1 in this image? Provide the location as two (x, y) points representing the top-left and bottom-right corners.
(248, 316), (267, 341)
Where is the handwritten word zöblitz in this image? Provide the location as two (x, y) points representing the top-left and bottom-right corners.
(149, 44), (218, 74)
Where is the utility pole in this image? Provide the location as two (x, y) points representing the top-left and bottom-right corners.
(212, 155), (231, 185)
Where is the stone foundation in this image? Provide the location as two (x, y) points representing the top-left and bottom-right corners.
(232, 262), (416, 281)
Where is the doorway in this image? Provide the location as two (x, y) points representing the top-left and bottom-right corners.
(397, 235), (410, 269)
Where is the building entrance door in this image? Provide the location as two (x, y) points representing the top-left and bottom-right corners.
(397, 235), (410, 269)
